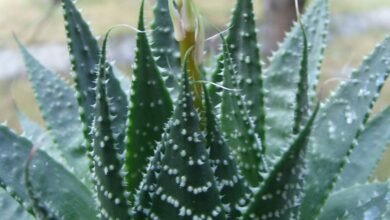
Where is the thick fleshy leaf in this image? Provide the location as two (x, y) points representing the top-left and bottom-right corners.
(334, 106), (390, 190)
(24, 148), (60, 220)
(319, 182), (390, 220)
(133, 135), (166, 219)
(244, 105), (318, 220)
(0, 189), (34, 220)
(90, 33), (131, 220)
(208, 56), (224, 108)
(300, 37), (390, 219)
(151, 0), (181, 101)
(125, 1), (173, 201)
(17, 113), (60, 163)
(225, 0), (265, 147)
(205, 88), (251, 218)
(264, 0), (329, 158)
(293, 23), (309, 134)
(0, 125), (98, 220)
(61, 0), (128, 151)
(221, 39), (266, 186)
(149, 53), (225, 219)
(17, 40), (89, 185)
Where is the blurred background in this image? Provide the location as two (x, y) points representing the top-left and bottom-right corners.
(1, 0), (390, 179)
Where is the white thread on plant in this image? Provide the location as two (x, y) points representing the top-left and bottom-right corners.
(194, 80), (241, 92)
(340, 55), (356, 78)
(318, 77), (347, 101)
(205, 26), (233, 42)
(107, 24), (151, 35)
(100, 24), (152, 76)
(165, 56), (179, 83)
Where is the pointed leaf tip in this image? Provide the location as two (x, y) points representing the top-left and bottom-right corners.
(264, 0), (329, 162)
(220, 37), (267, 186)
(91, 31), (131, 220)
(17, 38), (89, 185)
(225, 0), (266, 149)
(205, 87), (252, 218)
(61, 0), (128, 152)
(151, 0), (181, 101)
(148, 46), (225, 219)
(244, 104), (319, 219)
(125, 1), (173, 204)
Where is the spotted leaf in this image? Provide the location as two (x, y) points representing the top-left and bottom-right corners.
(61, 0), (128, 152)
(208, 56), (224, 108)
(334, 106), (390, 190)
(205, 88), (251, 219)
(90, 33), (131, 220)
(125, 0), (173, 202)
(224, 0), (266, 148)
(244, 105), (318, 220)
(293, 21), (310, 134)
(24, 147), (61, 220)
(264, 0), (329, 160)
(17, 113), (60, 164)
(220, 38), (266, 186)
(133, 134), (166, 219)
(319, 182), (390, 220)
(17, 39), (89, 185)
(149, 51), (225, 219)
(0, 125), (97, 220)
(151, 0), (181, 101)
(300, 36), (390, 219)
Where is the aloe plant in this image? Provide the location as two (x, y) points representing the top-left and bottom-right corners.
(1, 0), (390, 219)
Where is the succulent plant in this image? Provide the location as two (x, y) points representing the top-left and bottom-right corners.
(1, 0), (390, 219)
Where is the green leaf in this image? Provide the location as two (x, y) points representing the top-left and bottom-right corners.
(208, 56), (224, 108)
(318, 182), (390, 220)
(244, 105), (319, 220)
(149, 51), (225, 219)
(151, 0), (181, 101)
(133, 136), (165, 219)
(125, 0), (173, 201)
(300, 36), (390, 219)
(334, 106), (390, 190)
(17, 113), (76, 187)
(16, 40), (90, 185)
(264, 0), (329, 158)
(204, 88), (251, 218)
(24, 148), (60, 220)
(90, 32), (131, 220)
(221, 38), (266, 187)
(17, 113), (60, 163)
(61, 0), (128, 152)
(293, 22), (309, 134)
(225, 0), (266, 148)
(0, 189), (34, 220)
(0, 125), (98, 220)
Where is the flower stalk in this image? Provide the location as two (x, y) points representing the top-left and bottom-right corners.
(169, 0), (205, 111)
